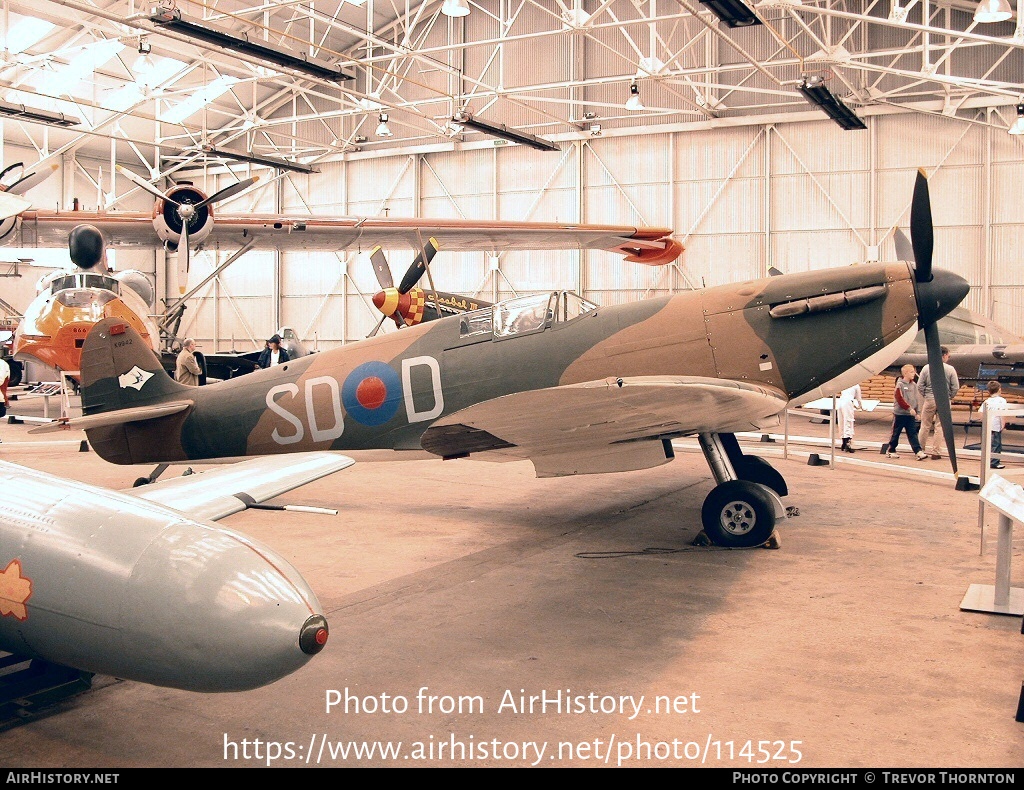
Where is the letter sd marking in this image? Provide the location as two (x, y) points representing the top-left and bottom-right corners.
(342, 361), (402, 426)
(264, 356), (443, 445)
(266, 383), (305, 444)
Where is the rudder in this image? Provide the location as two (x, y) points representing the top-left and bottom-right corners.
(81, 317), (187, 415)
(80, 318), (193, 465)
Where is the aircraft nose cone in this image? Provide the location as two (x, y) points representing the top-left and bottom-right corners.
(373, 287), (400, 317)
(300, 614), (329, 655)
(916, 268), (970, 328)
(123, 525), (327, 691)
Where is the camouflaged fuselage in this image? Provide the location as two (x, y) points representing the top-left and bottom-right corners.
(82, 262), (920, 465)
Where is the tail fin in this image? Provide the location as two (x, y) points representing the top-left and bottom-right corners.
(80, 318), (193, 464)
(81, 318), (187, 413)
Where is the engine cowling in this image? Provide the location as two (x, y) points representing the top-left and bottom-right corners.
(151, 182), (214, 249)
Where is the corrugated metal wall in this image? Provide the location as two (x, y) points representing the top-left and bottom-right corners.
(172, 110), (1024, 349)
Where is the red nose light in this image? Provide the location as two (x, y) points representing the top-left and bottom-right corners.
(299, 614), (329, 655)
(110, 324), (126, 335)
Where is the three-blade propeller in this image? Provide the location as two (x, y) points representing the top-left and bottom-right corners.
(116, 165), (259, 293)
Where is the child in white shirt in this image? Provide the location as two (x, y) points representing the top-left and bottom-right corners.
(981, 380), (1008, 470)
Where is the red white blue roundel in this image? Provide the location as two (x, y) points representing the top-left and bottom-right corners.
(342, 361), (402, 426)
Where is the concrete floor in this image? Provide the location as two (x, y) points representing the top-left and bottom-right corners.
(1, 394), (1023, 768)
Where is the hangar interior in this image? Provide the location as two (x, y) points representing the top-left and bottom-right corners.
(1, 0), (1023, 769)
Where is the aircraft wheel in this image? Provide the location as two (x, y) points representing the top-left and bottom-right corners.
(8, 362), (22, 387)
(132, 477), (149, 488)
(701, 480), (776, 548)
(734, 455), (788, 497)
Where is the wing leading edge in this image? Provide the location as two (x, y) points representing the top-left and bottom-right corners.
(127, 452), (354, 522)
(420, 376), (788, 477)
(10, 212), (682, 264)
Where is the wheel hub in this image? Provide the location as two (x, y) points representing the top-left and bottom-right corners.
(720, 501), (756, 535)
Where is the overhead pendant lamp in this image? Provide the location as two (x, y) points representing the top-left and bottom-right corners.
(625, 82), (644, 111)
(376, 112), (393, 137)
(974, 0), (1012, 23)
(442, 0), (471, 17)
(1009, 102), (1024, 135)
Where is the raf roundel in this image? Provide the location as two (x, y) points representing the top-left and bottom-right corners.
(342, 361), (403, 426)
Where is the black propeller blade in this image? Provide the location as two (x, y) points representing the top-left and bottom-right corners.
(195, 176), (259, 210)
(397, 238), (439, 294)
(924, 322), (957, 476)
(910, 169), (934, 283)
(910, 169), (959, 476)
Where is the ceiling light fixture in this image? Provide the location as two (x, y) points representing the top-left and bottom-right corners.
(441, 0), (471, 17)
(974, 0), (1013, 22)
(149, 5), (354, 82)
(0, 99), (80, 127)
(797, 75), (867, 130)
(699, 0), (762, 27)
(625, 82), (644, 111)
(451, 112), (560, 152)
(1009, 101), (1024, 135)
(376, 112), (393, 137)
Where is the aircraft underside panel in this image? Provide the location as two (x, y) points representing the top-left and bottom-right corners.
(420, 375), (788, 476)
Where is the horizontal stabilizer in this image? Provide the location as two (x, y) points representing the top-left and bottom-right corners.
(128, 452), (355, 521)
(29, 401), (194, 434)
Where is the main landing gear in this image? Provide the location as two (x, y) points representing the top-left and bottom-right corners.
(697, 432), (787, 548)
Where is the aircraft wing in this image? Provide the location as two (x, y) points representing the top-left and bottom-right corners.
(127, 452), (354, 521)
(420, 376), (788, 477)
(10, 212), (681, 264)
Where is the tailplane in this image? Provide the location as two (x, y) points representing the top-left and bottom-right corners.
(75, 318), (194, 464)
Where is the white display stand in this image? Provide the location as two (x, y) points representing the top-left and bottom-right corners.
(963, 405), (1024, 616)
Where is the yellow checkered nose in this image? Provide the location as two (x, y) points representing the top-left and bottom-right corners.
(398, 287), (426, 325)
(372, 287), (401, 316)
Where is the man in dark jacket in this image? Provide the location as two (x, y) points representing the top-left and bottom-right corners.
(257, 334), (290, 369)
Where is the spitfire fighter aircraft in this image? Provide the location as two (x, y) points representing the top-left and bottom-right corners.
(56, 174), (969, 549)
(0, 453), (350, 692)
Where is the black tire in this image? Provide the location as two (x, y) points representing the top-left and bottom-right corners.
(132, 477), (150, 488)
(6, 360), (22, 387)
(701, 480), (776, 548)
(734, 454), (788, 497)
